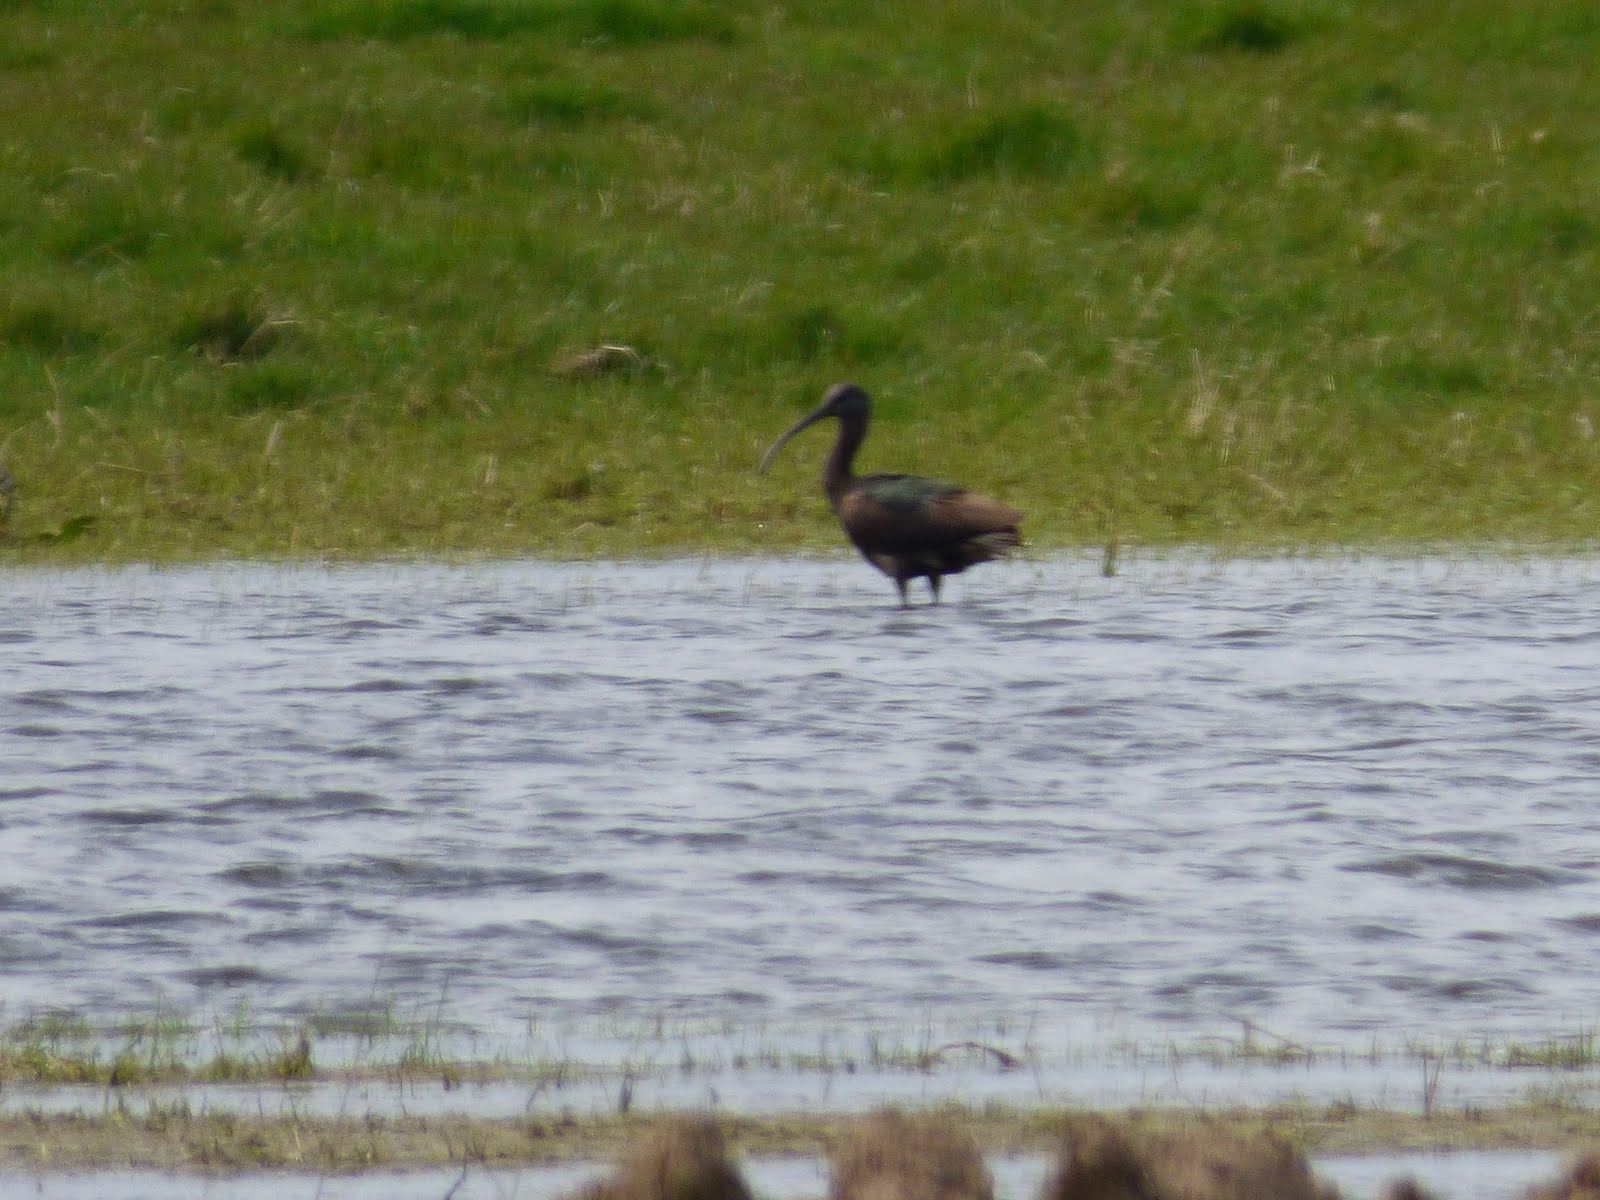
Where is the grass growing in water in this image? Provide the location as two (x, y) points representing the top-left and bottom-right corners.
(5, 1102), (1600, 1173)
(4, 1), (1600, 561)
(8, 1010), (1600, 1170)
(0, 1010), (319, 1087)
(5, 1008), (1600, 1091)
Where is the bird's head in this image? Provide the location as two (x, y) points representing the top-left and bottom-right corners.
(758, 382), (871, 474)
(815, 382), (869, 420)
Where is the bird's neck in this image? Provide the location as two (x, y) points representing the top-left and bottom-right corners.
(823, 414), (866, 506)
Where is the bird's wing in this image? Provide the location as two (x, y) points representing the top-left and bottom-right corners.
(859, 473), (958, 513)
(927, 488), (1023, 536)
(842, 475), (1021, 550)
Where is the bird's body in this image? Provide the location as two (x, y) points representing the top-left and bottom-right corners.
(759, 383), (1022, 606)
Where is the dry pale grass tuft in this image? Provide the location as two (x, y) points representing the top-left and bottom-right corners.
(1522, 1152), (1600, 1200)
(574, 1116), (752, 1200)
(828, 1108), (993, 1200)
(549, 344), (647, 380)
(1041, 1119), (1339, 1200)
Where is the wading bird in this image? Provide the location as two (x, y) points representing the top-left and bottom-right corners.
(758, 383), (1022, 606)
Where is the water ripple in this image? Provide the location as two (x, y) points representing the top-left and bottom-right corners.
(5, 556), (1600, 1047)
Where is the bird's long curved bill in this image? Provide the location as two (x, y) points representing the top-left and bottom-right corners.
(757, 407), (826, 474)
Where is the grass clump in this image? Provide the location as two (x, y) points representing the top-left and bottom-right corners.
(172, 296), (295, 364)
(0, 1011), (327, 1086)
(0, 302), (102, 356)
(230, 121), (316, 182)
(919, 105), (1090, 181)
(1092, 179), (1204, 231)
(866, 104), (1091, 183)
(1194, 4), (1309, 53)
(301, 0), (541, 41)
(497, 81), (658, 125)
(780, 305), (914, 366)
(201, 1033), (314, 1082)
(1504, 1031), (1599, 1070)
(300, 0), (736, 46)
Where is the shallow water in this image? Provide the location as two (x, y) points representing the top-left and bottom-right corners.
(7, 555), (1600, 1071)
(0, 1150), (1571, 1200)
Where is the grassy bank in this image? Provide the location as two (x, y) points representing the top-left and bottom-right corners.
(3, 0), (1600, 562)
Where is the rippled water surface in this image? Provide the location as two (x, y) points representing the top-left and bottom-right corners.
(7, 556), (1600, 1054)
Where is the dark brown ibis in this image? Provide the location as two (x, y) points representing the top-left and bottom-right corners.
(759, 382), (1023, 606)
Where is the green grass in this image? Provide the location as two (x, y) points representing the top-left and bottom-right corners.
(0, 1009), (320, 1086)
(5, 0), (1600, 562)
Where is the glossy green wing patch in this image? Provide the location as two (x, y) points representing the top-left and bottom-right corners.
(860, 474), (957, 513)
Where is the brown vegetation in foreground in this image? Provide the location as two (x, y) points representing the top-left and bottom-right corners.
(1039, 1120), (1338, 1200)
(1523, 1153), (1600, 1200)
(567, 1111), (1600, 1200)
(829, 1109), (993, 1200)
(575, 1118), (753, 1200)
(6, 1102), (1600, 1189)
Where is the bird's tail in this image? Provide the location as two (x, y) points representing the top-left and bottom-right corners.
(967, 529), (1022, 563)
